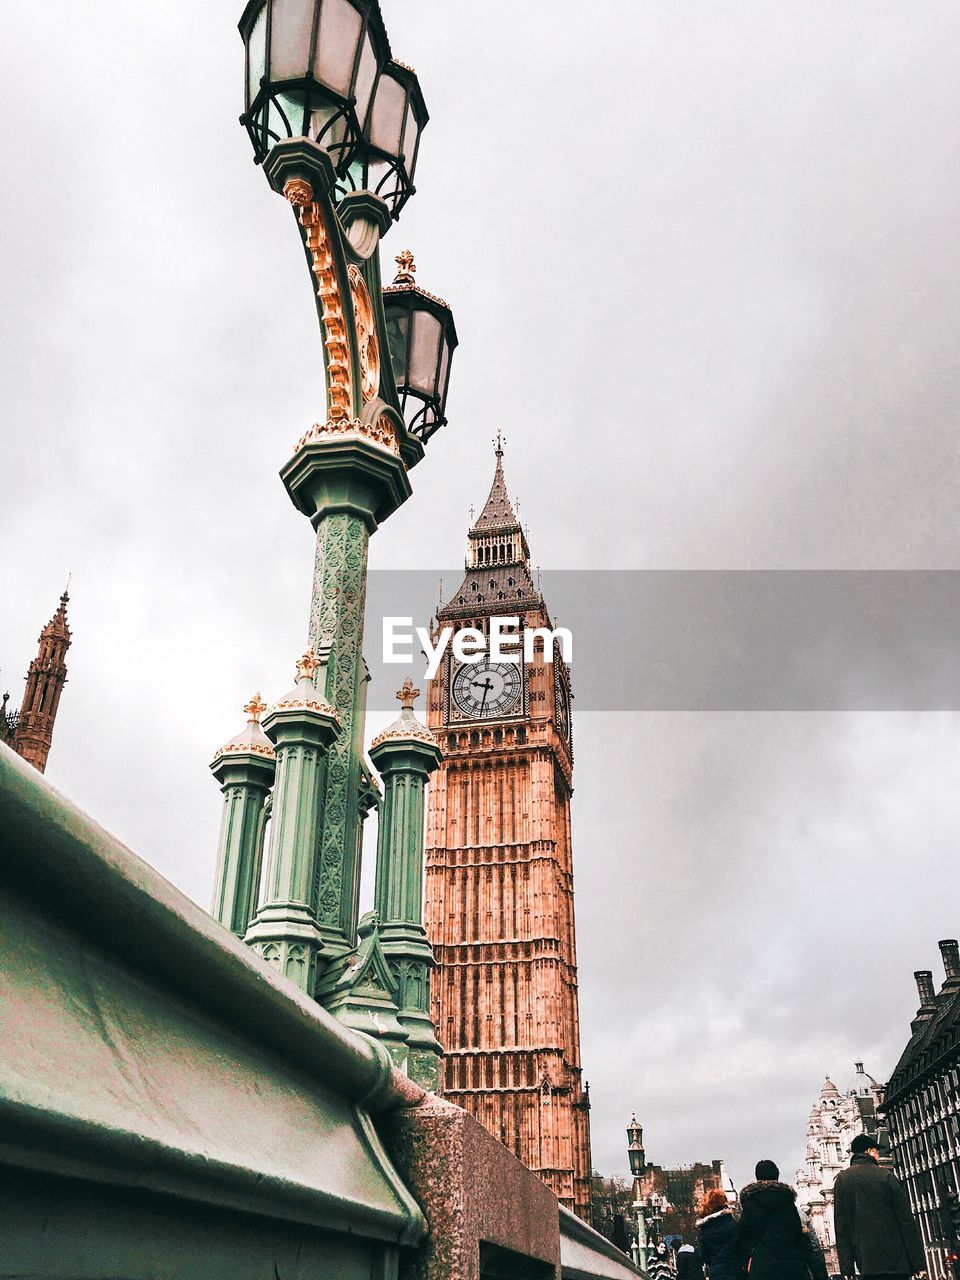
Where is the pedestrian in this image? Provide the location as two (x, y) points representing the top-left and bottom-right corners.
(677, 1237), (706, 1280)
(797, 1204), (829, 1280)
(833, 1133), (926, 1280)
(697, 1187), (745, 1280)
(649, 1240), (675, 1280)
(739, 1159), (809, 1280)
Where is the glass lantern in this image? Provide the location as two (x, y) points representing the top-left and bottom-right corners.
(382, 251), (457, 442)
(627, 1113), (645, 1177)
(338, 60), (428, 218)
(239, 0), (390, 170)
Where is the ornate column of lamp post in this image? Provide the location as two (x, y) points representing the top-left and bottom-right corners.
(209, 693), (277, 937)
(367, 677), (443, 1087)
(243, 651), (340, 991)
(224, 0), (456, 1002)
(628, 1112), (649, 1270)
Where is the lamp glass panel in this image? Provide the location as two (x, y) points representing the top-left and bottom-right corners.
(368, 156), (397, 202)
(401, 101), (419, 161)
(354, 30), (378, 127)
(269, 0), (313, 81)
(385, 307), (410, 385)
(247, 4), (268, 105)
(275, 89), (307, 136)
(315, 0), (363, 97)
(370, 72), (406, 156)
(310, 101), (348, 152)
(410, 309), (441, 394)
(436, 332), (450, 405)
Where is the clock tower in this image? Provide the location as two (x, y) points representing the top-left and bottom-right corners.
(424, 439), (592, 1219)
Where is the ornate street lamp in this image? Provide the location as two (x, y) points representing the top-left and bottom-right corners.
(217, 0), (455, 1069)
(383, 250), (458, 441)
(628, 1112), (646, 1177)
(337, 60), (428, 218)
(239, 0), (390, 170)
(628, 1113), (649, 1270)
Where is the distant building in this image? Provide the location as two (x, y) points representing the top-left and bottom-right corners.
(636, 1159), (733, 1243)
(0, 591), (71, 774)
(882, 939), (960, 1280)
(795, 1064), (888, 1273)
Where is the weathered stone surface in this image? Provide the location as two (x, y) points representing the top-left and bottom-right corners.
(382, 1094), (562, 1280)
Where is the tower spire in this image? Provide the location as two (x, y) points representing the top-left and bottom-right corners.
(13, 590), (72, 773)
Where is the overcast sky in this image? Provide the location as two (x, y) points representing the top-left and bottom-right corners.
(2, 1), (960, 1193)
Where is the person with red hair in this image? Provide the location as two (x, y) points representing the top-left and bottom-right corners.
(697, 1188), (745, 1280)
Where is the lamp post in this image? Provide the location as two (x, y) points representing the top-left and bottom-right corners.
(214, 0), (456, 1025)
(628, 1112), (649, 1270)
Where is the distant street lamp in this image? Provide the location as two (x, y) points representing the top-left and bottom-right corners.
(628, 1113), (646, 1176)
(628, 1112), (650, 1270)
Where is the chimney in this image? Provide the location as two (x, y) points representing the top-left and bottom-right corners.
(916, 970), (936, 1005)
(939, 939), (960, 987)
(912, 970), (937, 1032)
(855, 1061), (864, 1074)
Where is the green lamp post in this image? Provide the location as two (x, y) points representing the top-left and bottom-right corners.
(210, 693), (276, 938)
(216, 0), (456, 1033)
(243, 650), (340, 992)
(368, 677), (443, 1088)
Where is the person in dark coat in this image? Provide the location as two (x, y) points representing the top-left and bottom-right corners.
(677, 1240), (706, 1280)
(697, 1187), (745, 1280)
(833, 1134), (926, 1280)
(739, 1159), (809, 1280)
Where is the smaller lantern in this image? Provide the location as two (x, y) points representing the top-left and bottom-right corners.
(382, 249), (457, 442)
(238, 0), (390, 170)
(627, 1112), (645, 1177)
(338, 60), (428, 217)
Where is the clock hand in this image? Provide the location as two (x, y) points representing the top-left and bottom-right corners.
(471, 675), (494, 713)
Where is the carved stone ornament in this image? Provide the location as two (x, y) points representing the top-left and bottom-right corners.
(292, 415), (400, 457)
(347, 264), (381, 404)
(282, 177), (315, 208)
(212, 739), (277, 761)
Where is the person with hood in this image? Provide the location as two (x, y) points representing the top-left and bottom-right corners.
(677, 1238), (706, 1280)
(696, 1187), (745, 1280)
(649, 1241), (675, 1280)
(738, 1159), (808, 1280)
(833, 1134), (926, 1280)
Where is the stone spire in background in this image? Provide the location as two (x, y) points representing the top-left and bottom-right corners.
(11, 589), (72, 774)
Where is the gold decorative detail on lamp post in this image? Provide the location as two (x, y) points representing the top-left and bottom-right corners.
(296, 649), (322, 682)
(282, 178), (315, 208)
(243, 692), (268, 722)
(397, 677), (420, 707)
(292, 415), (400, 457)
(393, 250), (416, 286)
(282, 185), (352, 424)
(347, 264), (381, 403)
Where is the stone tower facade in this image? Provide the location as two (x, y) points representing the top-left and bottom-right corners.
(1, 592), (71, 774)
(424, 442), (592, 1219)
(795, 1065), (888, 1274)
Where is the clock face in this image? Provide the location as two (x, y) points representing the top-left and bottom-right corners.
(451, 661), (522, 720)
(555, 675), (571, 741)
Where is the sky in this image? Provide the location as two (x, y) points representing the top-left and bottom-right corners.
(2, 1), (960, 1193)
